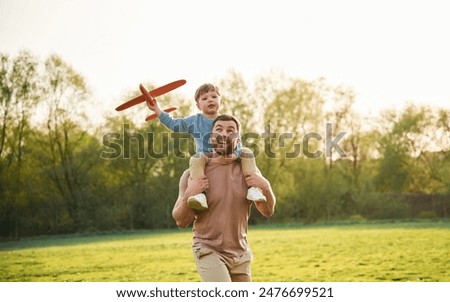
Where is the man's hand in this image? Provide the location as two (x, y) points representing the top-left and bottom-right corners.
(185, 175), (209, 198)
(246, 172), (276, 218)
(245, 173), (270, 192)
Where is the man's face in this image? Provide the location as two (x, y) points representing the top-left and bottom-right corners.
(210, 120), (239, 156)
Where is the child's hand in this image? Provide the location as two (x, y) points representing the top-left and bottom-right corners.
(146, 98), (162, 115)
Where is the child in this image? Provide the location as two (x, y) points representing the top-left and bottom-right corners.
(147, 83), (266, 210)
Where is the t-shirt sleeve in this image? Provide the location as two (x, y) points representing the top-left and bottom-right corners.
(159, 112), (190, 133)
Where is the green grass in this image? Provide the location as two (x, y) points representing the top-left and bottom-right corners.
(1, 221), (449, 281)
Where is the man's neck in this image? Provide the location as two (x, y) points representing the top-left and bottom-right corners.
(208, 152), (236, 165)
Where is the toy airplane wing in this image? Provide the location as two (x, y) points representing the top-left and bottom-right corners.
(115, 79), (186, 111)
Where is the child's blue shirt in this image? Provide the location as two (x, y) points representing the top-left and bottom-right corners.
(159, 112), (214, 154)
(158, 112), (241, 155)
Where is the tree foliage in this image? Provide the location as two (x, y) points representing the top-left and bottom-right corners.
(1, 51), (449, 238)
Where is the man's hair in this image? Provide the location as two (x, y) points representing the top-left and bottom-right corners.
(212, 114), (240, 133)
(194, 83), (220, 102)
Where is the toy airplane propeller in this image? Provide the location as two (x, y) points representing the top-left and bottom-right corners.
(115, 79), (186, 121)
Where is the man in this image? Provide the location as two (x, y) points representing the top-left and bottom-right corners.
(172, 114), (276, 282)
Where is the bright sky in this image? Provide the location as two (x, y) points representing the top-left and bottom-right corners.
(1, 0), (449, 120)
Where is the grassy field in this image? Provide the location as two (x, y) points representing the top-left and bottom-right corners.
(1, 221), (449, 282)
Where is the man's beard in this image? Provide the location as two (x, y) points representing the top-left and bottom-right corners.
(211, 134), (238, 156)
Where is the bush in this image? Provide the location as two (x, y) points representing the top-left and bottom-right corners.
(355, 193), (409, 220)
(418, 211), (437, 219)
(348, 214), (367, 223)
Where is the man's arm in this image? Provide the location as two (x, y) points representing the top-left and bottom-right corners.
(172, 170), (209, 228)
(245, 173), (276, 217)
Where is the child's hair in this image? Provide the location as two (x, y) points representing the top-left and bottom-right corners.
(194, 83), (220, 102)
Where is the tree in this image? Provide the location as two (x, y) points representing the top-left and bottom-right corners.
(323, 85), (355, 170)
(99, 84), (194, 229)
(413, 108), (450, 194)
(36, 54), (93, 230)
(0, 51), (39, 238)
(375, 104), (447, 194)
(261, 77), (325, 183)
(218, 69), (256, 133)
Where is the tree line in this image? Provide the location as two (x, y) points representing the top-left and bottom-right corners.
(1, 51), (449, 238)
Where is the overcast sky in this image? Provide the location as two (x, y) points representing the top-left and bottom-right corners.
(1, 0), (449, 120)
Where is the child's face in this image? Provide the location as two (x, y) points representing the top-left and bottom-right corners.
(196, 89), (220, 117)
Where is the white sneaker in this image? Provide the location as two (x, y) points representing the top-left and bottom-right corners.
(247, 187), (266, 203)
(187, 193), (208, 211)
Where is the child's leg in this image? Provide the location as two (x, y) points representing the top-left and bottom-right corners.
(189, 153), (206, 179)
(240, 147), (266, 202)
(187, 154), (208, 211)
(240, 147), (258, 176)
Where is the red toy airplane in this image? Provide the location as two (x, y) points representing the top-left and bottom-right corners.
(115, 79), (186, 121)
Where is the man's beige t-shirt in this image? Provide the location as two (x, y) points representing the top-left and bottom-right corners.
(192, 161), (253, 257)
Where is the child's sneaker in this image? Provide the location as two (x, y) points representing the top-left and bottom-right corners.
(247, 187), (266, 203)
(187, 193), (208, 211)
